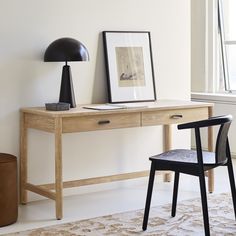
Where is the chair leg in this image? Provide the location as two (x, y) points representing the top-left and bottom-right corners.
(142, 162), (156, 231)
(227, 158), (236, 220)
(171, 172), (180, 217)
(199, 172), (210, 236)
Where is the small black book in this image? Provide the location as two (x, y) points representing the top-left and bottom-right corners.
(45, 102), (70, 111)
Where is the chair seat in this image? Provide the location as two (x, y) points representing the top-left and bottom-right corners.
(150, 149), (217, 165)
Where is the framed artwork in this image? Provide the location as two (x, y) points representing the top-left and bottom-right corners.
(103, 31), (156, 103)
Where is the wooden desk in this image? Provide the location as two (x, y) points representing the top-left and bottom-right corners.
(20, 100), (213, 219)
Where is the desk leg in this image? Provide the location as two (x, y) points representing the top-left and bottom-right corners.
(208, 106), (214, 193)
(20, 112), (28, 204)
(163, 125), (172, 182)
(55, 118), (63, 220)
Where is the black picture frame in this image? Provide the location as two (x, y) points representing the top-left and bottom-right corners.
(103, 31), (156, 103)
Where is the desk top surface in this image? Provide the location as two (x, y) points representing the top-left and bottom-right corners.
(21, 100), (213, 118)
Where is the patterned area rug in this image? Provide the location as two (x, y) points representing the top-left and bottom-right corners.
(8, 193), (236, 236)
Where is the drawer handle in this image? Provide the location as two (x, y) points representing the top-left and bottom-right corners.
(98, 120), (110, 125)
(170, 114), (183, 119)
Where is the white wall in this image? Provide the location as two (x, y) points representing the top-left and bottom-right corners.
(0, 0), (190, 200)
(191, 0), (206, 92)
(191, 0), (218, 93)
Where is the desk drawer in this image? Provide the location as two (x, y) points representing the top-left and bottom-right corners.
(142, 107), (209, 126)
(62, 113), (141, 133)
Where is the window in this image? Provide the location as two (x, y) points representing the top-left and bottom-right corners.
(218, 0), (236, 91)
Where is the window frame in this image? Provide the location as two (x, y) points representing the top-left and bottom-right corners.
(218, 0), (236, 92)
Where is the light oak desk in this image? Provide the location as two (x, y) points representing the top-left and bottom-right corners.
(20, 100), (213, 219)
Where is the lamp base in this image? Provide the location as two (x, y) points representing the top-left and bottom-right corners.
(59, 65), (76, 108)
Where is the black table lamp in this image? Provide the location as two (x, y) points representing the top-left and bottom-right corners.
(44, 37), (89, 108)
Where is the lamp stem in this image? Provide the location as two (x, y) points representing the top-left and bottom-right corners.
(59, 64), (76, 108)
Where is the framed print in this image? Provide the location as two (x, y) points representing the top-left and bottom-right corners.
(103, 31), (156, 103)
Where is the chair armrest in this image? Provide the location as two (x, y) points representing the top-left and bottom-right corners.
(178, 115), (232, 130)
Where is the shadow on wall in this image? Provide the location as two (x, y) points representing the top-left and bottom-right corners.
(92, 32), (108, 104)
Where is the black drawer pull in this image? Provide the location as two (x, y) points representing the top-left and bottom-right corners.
(170, 114), (183, 119)
(98, 120), (110, 125)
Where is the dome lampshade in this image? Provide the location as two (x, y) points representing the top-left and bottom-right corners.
(44, 38), (89, 62)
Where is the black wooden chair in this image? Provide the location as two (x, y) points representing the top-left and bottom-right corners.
(142, 115), (236, 236)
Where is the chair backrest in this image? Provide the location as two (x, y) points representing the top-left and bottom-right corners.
(178, 114), (232, 164)
(215, 115), (232, 164)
